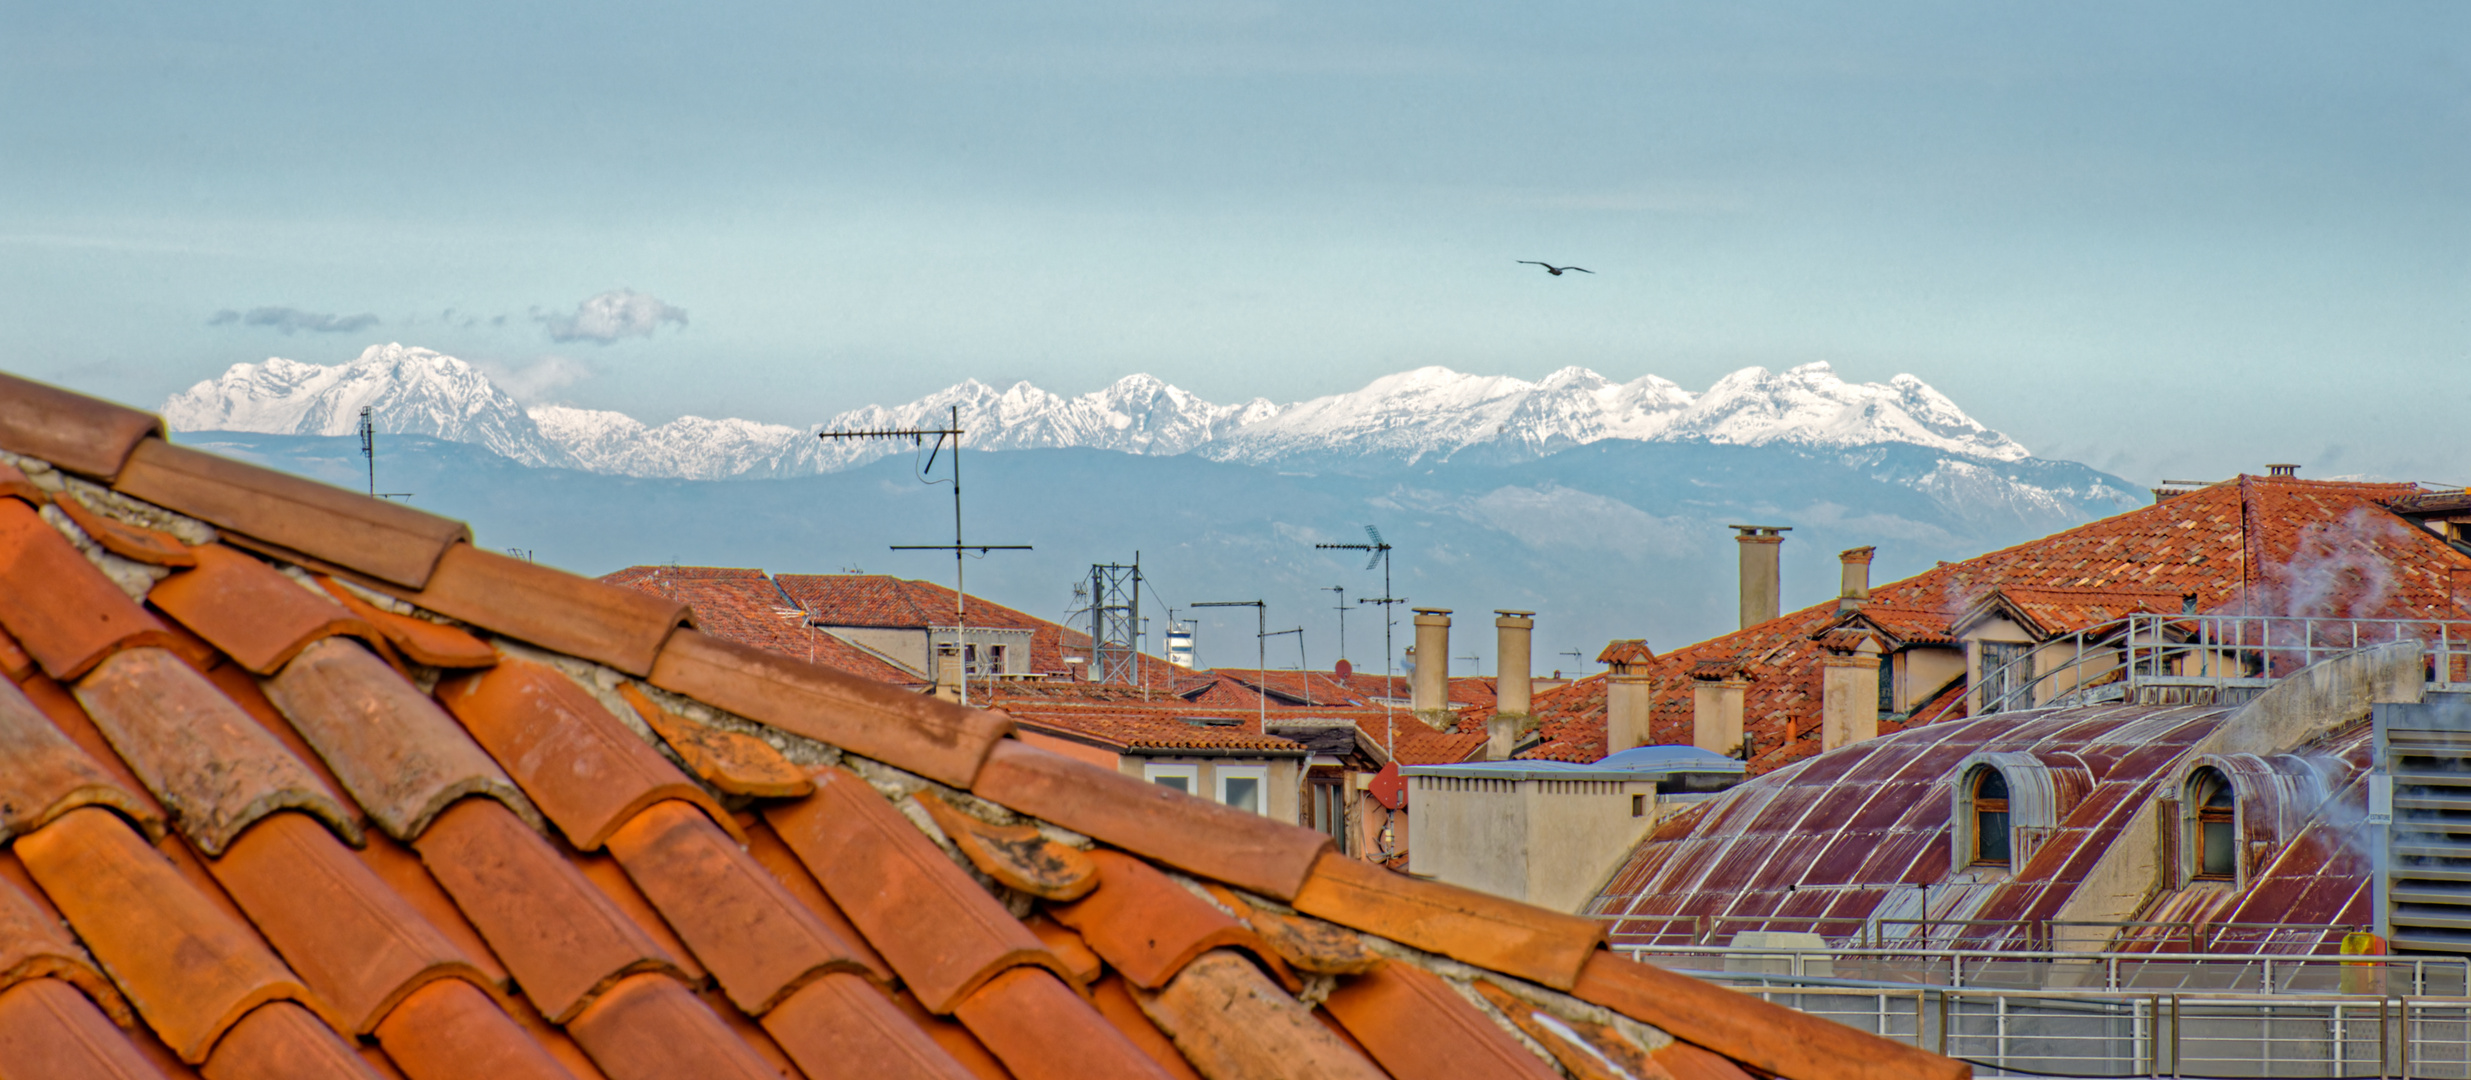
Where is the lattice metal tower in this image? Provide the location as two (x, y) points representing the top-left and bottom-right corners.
(1088, 560), (1142, 684)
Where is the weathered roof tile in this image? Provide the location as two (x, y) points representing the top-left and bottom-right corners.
(949, 966), (1174, 1080)
(615, 683), (810, 799)
(1049, 850), (1276, 991)
(916, 791), (1095, 902)
(0, 374), (164, 481)
(0, 977), (166, 1079)
(1135, 950), (1385, 1080)
(1292, 850), (1604, 992)
(146, 545), (378, 675)
(372, 977), (582, 1080)
(1320, 959), (1562, 1080)
(0, 500), (182, 680)
(0, 676), (158, 845)
(561, 974), (781, 1080)
(389, 545), (686, 677)
(113, 440), (468, 590)
(760, 971), (979, 1080)
(313, 576), (498, 668)
(54, 496), (196, 568)
(199, 1000), (385, 1080)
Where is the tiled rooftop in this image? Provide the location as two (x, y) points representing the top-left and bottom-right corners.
(0, 370), (1965, 1080)
(1525, 475), (2471, 771)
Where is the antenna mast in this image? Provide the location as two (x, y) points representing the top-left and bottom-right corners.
(819, 404), (1030, 707)
(1316, 525), (1398, 755)
(357, 407), (413, 501)
(1192, 600), (1268, 728)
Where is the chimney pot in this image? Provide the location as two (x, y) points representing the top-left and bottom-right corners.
(1838, 546), (1874, 613)
(1730, 525), (1790, 630)
(1487, 611), (1535, 761)
(1410, 609), (1452, 728)
(2267, 463), (2299, 478)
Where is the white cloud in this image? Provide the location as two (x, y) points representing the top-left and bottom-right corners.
(474, 354), (594, 403)
(208, 306), (380, 334)
(535, 288), (687, 344)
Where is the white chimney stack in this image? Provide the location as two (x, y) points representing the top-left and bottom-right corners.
(1731, 525), (1790, 630)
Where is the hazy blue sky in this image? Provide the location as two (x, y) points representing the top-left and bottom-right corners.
(5, 2), (2463, 483)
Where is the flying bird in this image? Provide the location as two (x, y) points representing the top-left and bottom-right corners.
(1518, 261), (1593, 276)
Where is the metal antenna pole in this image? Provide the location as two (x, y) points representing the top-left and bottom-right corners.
(820, 403), (1030, 708)
(1316, 525), (1398, 756)
(1324, 585), (1348, 664)
(1194, 600), (1267, 727)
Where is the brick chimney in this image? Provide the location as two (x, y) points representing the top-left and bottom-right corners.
(1690, 661), (1747, 758)
(932, 645), (964, 704)
(1731, 525), (1790, 630)
(1818, 634), (1881, 752)
(1599, 639), (1656, 754)
(1411, 609), (1452, 728)
(1838, 546), (1874, 613)
(1486, 611), (1535, 760)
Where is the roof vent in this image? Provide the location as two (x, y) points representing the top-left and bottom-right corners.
(2267, 464), (2300, 477)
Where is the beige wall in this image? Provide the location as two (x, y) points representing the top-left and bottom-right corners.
(1118, 754), (1306, 826)
(1896, 647), (1965, 713)
(1407, 774), (1661, 913)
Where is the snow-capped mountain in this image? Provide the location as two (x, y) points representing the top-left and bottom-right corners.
(163, 343), (2030, 480)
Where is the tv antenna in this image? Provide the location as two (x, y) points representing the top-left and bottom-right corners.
(1316, 525), (1400, 753)
(818, 404), (1030, 707)
(1192, 600), (1267, 727)
(1264, 626), (1308, 707)
(1323, 585), (1348, 663)
(357, 407), (414, 501)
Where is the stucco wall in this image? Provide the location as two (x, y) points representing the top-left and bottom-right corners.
(1116, 754), (1304, 825)
(1409, 775), (1660, 912)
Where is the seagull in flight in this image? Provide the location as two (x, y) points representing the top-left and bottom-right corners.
(1518, 261), (1593, 276)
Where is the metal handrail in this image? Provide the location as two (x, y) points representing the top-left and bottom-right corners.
(1596, 911), (2370, 953)
(1616, 942), (2469, 998)
(1977, 612), (2471, 714)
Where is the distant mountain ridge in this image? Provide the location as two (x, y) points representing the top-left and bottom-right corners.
(163, 344), (2036, 481)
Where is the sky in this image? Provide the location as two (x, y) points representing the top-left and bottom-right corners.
(4, 1), (2464, 485)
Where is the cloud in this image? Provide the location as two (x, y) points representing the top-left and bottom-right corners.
(535, 289), (687, 344)
(207, 306), (381, 335)
(474, 355), (594, 403)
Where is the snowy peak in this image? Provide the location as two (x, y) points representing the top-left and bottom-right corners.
(163, 347), (2031, 479)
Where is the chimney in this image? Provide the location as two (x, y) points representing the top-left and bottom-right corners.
(1486, 611), (1536, 760)
(2267, 463), (2299, 478)
(1838, 546), (1874, 613)
(1730, 525), (1790, 630)
(1818, 639), (1881, 752)
(1600, 639), (1656, 754)
(1411, 609), (1452, 728)
(932, 645), (964, 704)
(1690, 665), (1747, 758)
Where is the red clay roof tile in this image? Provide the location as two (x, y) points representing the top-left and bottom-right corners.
(345, 832), (510, 992)
(263, 639), (540, 843)
(970, 740), (1333, 901)
(598, 566), (925, 686)
(614, 683), (810, 799)
(885, 988), (1017, 1080)
(387, 546), (686, 677)
(760, 971), (979, 1080)
(0, 374), (164, 481)
(0, 625), (29, 681)
(0, 677), (157, 846)
(1048, 850), (1274, 991)
(915, 792), (1095, 903)
(764, 768), (1061, 1013)
(434, 657), (731, 852)
(735, 820), (896, 985)
(372, 977), (581, 1080)
(146, 546), (379, 675)
(1017, 914), (1101, 990)
(0, 868), (127, 1024)
(648, 629), (1011, 789)
(1211, 890), (1381, 976)
(410, 798), (680, 1024)
(54, 497), (195, 568)
(312, 577), (497, 669)
(0, 500), (183, 680)
(1570, 950), (1967, 1080)
(1470, 980), (1662, 1080)
(1290, 850), (1604, 992)
(603, 800), (870, 1015)
(72, 648), (360, 856)
(1133, 951), (1385, 1080)
(198, 1000), (383, 1080)
(15, 808), (310, 1063)
(0, 977), (167, 1079)
(562, 974), (782, 1080)
(950, 966), (1174, 1080)
(205, 812), (486, 1035)
(1087, 975), (1205, 1080)
(1653, 1041), (1754, 1080)
(112, 440), (468, 590)
(1321, 959), (1561, 1080)
(0, 462), (44, 508)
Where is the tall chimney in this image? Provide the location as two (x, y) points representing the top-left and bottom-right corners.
(1486, 611), (1535, 760)
(1599, 640), (1656, 754)
(1819, 639), (1881, 752)
(1411, 609), (1452, 728)
(1838, 546), (1874, 613)
(1731, 525), (1790, 630)
(1691, 664), (1747, 758)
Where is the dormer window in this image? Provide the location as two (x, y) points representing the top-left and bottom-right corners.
(1971, 768), (2011, 866)
(2191, 769), (2236, 880)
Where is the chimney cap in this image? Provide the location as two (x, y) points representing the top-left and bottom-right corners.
(1727, 524), (1792, 537)
(1839, 546), (1876, 563)
(2266, 464), (2300, 477)
(1412, 607), (1453, 616)
(1493, 609), (1535, 617)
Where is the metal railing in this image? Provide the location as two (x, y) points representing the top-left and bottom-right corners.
(1979, 614), (2471, 715)
(1615, 944), (2471, 998)
(1710, 980), (2471, 1079)
(1601, 912), (2370, 955)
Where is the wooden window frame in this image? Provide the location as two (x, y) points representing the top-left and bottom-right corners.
(2191, 770), (2237, 881)
(1971, 768), (2012, 868)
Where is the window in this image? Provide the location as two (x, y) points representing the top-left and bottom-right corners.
(1306, 776), (1349, 854)
(1631, 793), (1647, 818)
(1971, 768), (2011, 866)
(1217, 765), (1269, 815)
(1143, 763), (1198, 794)
(1980, 642), (2031, 713)
(1877, 654), (1897, 714)
(2191, 769), (2236, 880)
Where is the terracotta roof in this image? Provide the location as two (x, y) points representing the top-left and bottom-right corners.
(0, 369), (1962, 1080)
(1956, 586), (2187, 639)
(601, 566), (923, 685)
(1526, 475), (2471, 772)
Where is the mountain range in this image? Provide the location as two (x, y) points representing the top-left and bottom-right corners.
(164, 343), (2034, 480)
(157, 344), (2143, 659)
